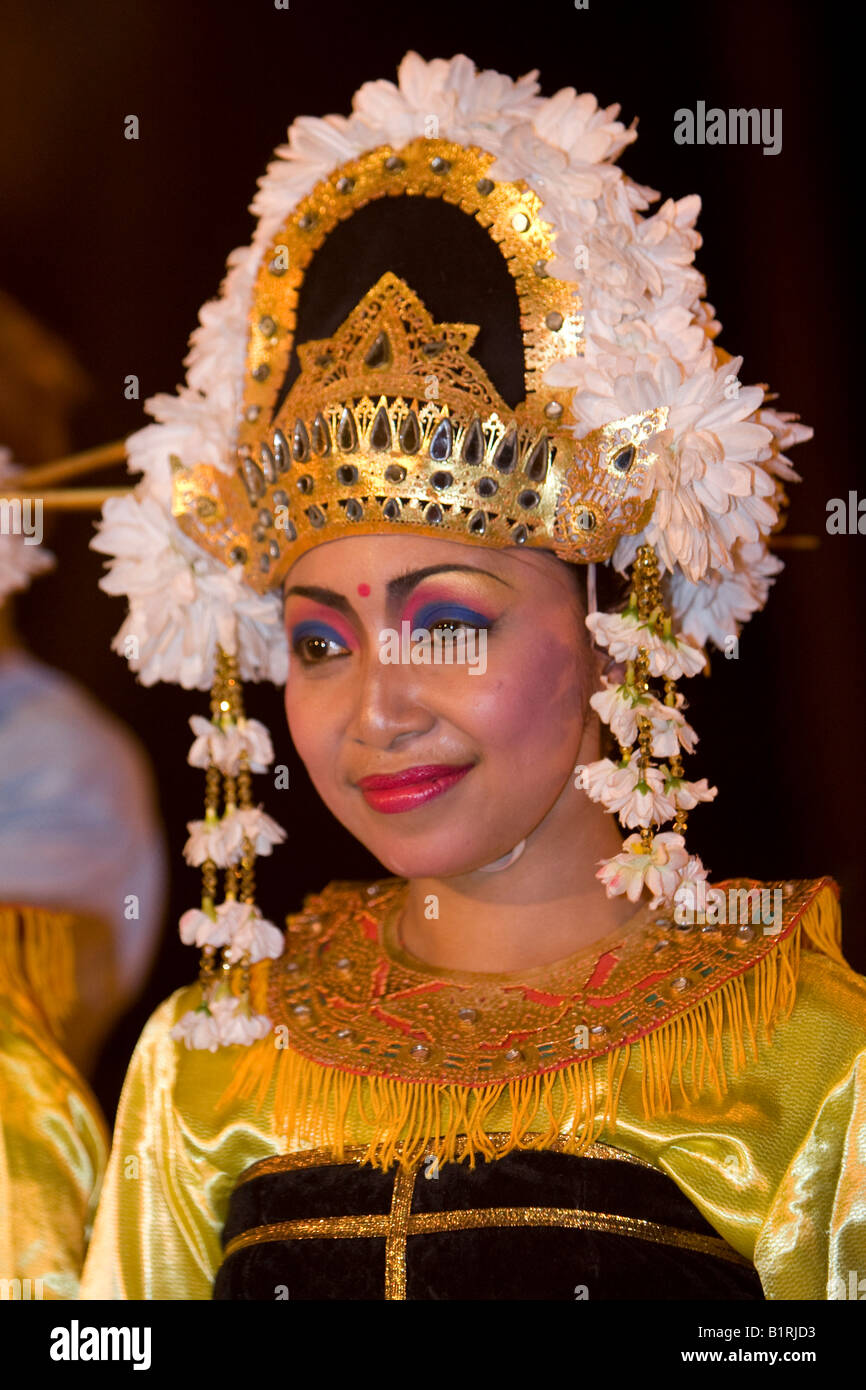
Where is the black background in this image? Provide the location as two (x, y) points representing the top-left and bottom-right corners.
(0, 0), (860, 1117)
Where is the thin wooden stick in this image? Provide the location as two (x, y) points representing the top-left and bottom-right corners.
(6, 440), (127, 488)
(767, 535), (820, 550)
(0, 486), (132, 510)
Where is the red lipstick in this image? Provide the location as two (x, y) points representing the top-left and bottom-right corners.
(357, 763), (473, 814)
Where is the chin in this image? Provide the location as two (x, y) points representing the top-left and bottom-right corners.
(353, 822), (522, 881)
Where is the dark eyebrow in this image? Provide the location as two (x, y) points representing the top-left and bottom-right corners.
(386, 564), (512, 603)
(284, 584), (356, 619)
(284, 565), (511, 616)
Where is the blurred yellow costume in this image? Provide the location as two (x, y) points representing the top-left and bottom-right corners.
(0, 906), (107, 1300)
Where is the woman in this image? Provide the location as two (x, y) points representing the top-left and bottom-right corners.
(79, 53), (866, 1300)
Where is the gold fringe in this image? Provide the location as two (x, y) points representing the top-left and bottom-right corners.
(0, 903), (78, 1034)
(221, 884), (844, 1171)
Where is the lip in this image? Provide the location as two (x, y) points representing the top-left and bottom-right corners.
(357, 763), (474, 814)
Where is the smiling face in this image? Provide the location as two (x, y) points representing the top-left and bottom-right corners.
(283, 534), (600, 880)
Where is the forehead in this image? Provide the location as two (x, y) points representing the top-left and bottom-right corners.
(284, 533), (572, 594)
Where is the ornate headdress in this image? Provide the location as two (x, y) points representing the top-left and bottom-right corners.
(76, 54), (808, 1047)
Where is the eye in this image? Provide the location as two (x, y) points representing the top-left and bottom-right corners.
(294, 635), (346, 664)
(413, 602), (492, 634)
(290, 620), (350, 666)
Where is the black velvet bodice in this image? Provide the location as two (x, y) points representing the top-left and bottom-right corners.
(213, 1144), (764, 1301)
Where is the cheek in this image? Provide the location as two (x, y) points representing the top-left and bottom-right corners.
(283, 673), (342, 779)
(463, 624), (586, 766)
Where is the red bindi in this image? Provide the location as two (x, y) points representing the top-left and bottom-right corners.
(357, 583), (371, 597)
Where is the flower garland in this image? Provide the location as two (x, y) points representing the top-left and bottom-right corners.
(171, 646), (286, 1049)
(582, 544), (715, 909)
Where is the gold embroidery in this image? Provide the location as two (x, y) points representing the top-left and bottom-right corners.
(384, 1163), (418, 1300)
(223, 1206), (752, 1270)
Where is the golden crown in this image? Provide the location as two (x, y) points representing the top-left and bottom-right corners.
(171, 139), (669, 592)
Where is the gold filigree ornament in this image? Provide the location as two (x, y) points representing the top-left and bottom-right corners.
(169, 139), (671, 590)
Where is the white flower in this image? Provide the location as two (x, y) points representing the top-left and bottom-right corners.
(670, 856), (712, 915)
(171, 987), (274, 1050)
(183, 806), (286, 867)
(183, 815), (236, 868)
(579, 757), (621, 798)
(585, 608), (647, 663)
(171, 1004), (221, 1052)
(589, 678), (651, 745)
(223, 907), (284, 965)
(590, 760), (676, 829)
(178, 905), (233, 949)
(187, 715), (226, 770)
(211, 995), (273, 1046)
(587, 355), (779, 584)
(648, 632), (707, 680)
(226, 806), (287, 859)
(669, 541), (783, 650)
(188, 714), (274, 774)
(92, 480), (288, 690)
(586, 609), (706, 680)
(352, 51), (541, 147)
(590, 678), (697, 756)
(597, 831), (689, 904)
(665, 775), (717, 811)
(755, 407), (810, 484)
(649, 696), (697, 757)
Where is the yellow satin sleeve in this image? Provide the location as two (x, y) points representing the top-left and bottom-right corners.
(0, 988), (108, 1299)
(80, 949), (866, 1301)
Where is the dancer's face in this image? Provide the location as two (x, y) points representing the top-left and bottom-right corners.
(284, 534), (596, 879)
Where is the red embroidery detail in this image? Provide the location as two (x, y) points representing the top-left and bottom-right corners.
(361, 915), (379, 941)
(369, 1004), (431, 1042)
(585, 950), (621, 990)
(587, 968), (671, 1007)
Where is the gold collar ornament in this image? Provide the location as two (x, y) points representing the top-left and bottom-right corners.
(222, 875), (845, 1169)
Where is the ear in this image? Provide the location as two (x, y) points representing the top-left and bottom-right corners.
(602, 656), (626, 686)
(587, 632), (625, 689)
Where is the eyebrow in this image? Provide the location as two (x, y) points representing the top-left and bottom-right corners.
(285, 564), (511, 616)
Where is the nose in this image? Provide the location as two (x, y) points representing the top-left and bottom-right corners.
(345, 645), (436, 751)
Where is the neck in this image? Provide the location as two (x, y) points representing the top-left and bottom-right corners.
(399, 741), (639, 975)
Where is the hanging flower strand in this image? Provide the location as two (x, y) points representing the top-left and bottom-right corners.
(584, 543), (716, 908)
(172, 644), (285, 1050)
